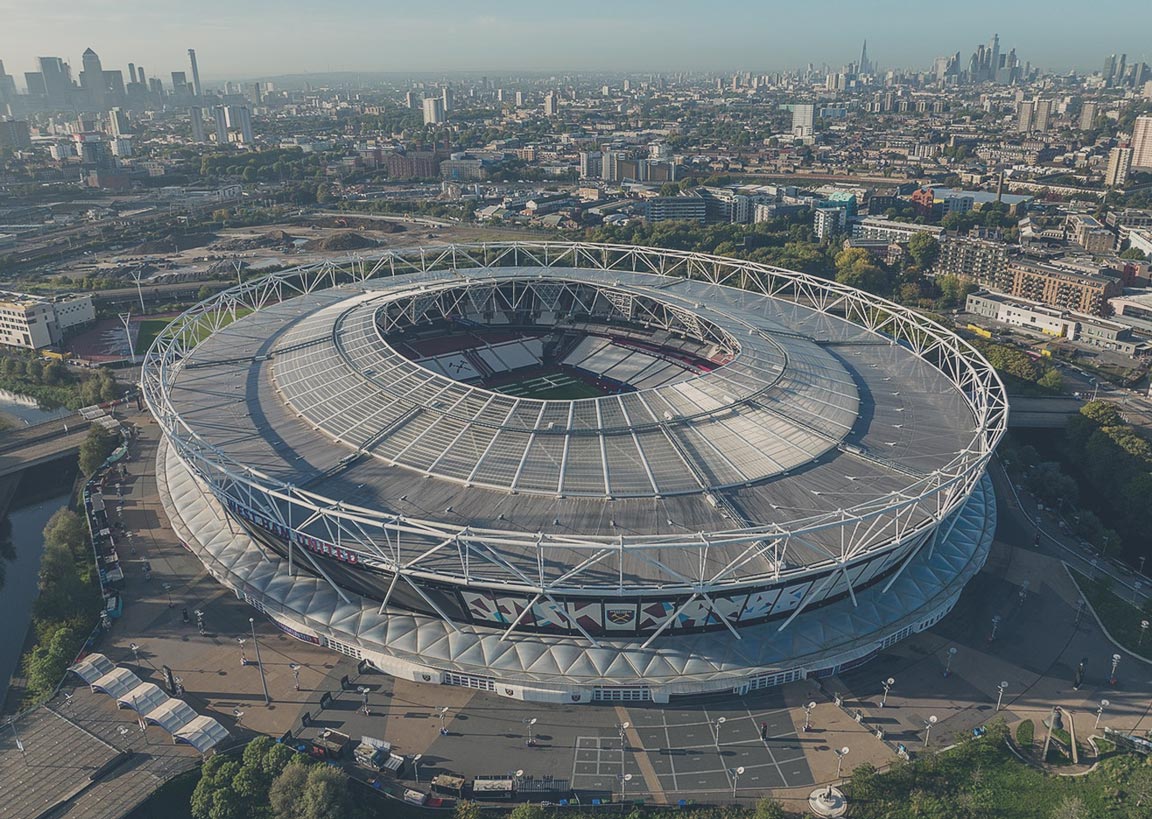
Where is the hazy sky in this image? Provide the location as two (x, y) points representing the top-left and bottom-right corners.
(1, 0), (1150, 82)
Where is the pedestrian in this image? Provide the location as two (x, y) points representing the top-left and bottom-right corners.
(182, 607), (190, 624)
(760, 722), (767, 740)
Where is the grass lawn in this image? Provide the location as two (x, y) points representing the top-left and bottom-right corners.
(848, 724), (1152, 818)
(495, 374), (605, 400)
(1069, 568), (1151, 657)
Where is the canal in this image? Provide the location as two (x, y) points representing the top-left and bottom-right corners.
(0, 492), (72, 709)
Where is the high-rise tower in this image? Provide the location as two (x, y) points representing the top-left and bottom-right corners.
(188, 49), (202, 97)
(80, 48), (107, 112)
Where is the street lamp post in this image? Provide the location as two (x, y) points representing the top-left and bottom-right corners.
(232, 708), (244, 726)
(879, 677), (894, 707)
(713, 716), (727, 743)
(829, 746), (850, 798)
(923, 715), (938, 748)
(359, 687), (371, 716)
(619, 772), (632, 803)
(1141, 621), (1150, 648)
(996, 680), (1008, 711)
(1140, 556), (1147, 576)
(194, 609), (205, 635)
(1075, 599), (1086, 626)
(129, 642), (140, 664)
(1018, 580), (1030, 606)
(1110, 653), (1121, 686)
(162, 582), (173, 608)
(524, 717), (537, 747)
(990, 615), (1002, 642)
(413, 753), (422, 782)
(438, 706), (449, 736)
(289, 663), (301, 691)
(1095, 699), (1110, 730)
(249, 617), (271, 705)
(803, 701), (816, 732)
(943, 647), (957, 678)
(730, 766), (744, 799)
(236, 637), (247, 666)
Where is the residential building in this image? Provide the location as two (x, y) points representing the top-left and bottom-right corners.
(189, 107), (206, 143)
(1007, 259), (1121, 316)
(224, 105), (254, 144)
(814, 206), (848, 239)
(1132, 116), (1152, 170)
(440, 158), (486, 181)
(579, 151), (602, 180)
(1066, 214), (1115, 253)
(1016, 100), (1034, 132)
(936, 237), (1011, 290)
(851, 217), (944, 244)
(1033, 99), (1052, 133)
(1079, 102), (1098, 130)
(1106, 146), (1133, 187)
(544, 91), (558, 116)
(422, 97), (444, 125)
(644, 195), (706, 223)
(791, 104), (815, 140)
(384, 150), (442, 179)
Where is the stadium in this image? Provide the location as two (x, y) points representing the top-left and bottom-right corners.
(144, 242), (1007, 703)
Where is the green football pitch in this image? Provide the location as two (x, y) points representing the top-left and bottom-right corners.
(494, 373), (604, 400)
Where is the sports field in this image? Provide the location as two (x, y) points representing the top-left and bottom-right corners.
(493, 372), (604, 400)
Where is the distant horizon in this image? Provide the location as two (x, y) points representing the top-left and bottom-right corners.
(1, 0), (1150, 85)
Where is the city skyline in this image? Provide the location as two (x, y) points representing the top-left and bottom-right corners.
(1, 0), (1151, 81)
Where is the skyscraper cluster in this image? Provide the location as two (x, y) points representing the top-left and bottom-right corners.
(0, 46), (210, 115)
(967, 33), (1022, 84)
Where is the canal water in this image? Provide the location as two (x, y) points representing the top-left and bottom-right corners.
(0, 493), (72, 709)
(0, 389), (72, 428)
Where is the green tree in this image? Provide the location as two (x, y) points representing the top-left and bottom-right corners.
(1080, 399), (1122, 427)
(454, 801), (483, 819)
(79, 425), (119, 476)
(268, 761), (310, 819)
(510, 804), (547, 819)
(906, 233), (940, 271)
(22, 624), (77, 700)
(296, 765), (351, 819)
(834, 247), (892, 295)
(753, 796), (789, 819)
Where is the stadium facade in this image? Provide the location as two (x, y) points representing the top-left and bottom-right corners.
(146, 243), (1006, 703)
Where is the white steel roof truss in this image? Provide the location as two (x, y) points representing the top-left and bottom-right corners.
(595, 401), (610, 496)
(615, 395), (660, 495)
(556, 403), (576, 495)
(428, 394), (496, 471)
(510, 404), (548, 491)
(466, 401), (522, 484)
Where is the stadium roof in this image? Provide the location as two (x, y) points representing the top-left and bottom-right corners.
(165, 266), (977, 580)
